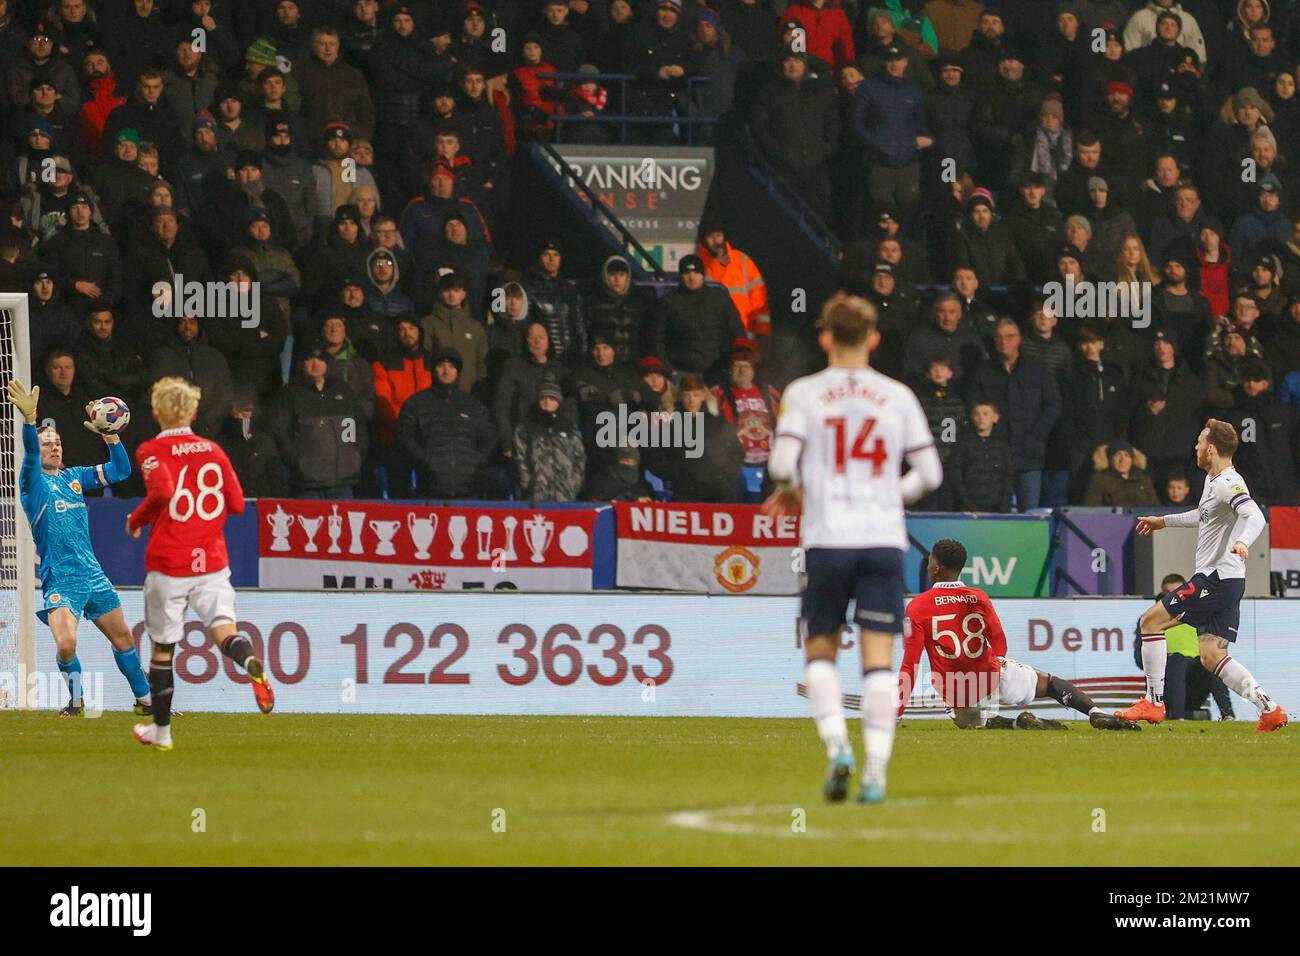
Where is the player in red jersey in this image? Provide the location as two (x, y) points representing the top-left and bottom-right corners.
(900, 539), (1139, 731)
(126, 378), (274, 751)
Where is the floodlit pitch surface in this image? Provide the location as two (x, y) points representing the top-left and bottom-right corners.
(1, 714), (1295, 865)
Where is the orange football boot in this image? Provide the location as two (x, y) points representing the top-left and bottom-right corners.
(1256, 706), (1288, 733)
(1115, 698), (1166, 724)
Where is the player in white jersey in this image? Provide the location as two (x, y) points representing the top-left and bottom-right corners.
(1119, 419), (1288, 733)
(764, 294), (943, 803)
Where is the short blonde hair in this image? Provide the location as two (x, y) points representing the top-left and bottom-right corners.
(151, 377), (201, 429)
(816, 293), (878, 346)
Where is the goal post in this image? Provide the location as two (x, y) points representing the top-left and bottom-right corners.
(0, 293), (35, 710)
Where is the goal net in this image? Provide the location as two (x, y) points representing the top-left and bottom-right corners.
(0, 293), (34, 709)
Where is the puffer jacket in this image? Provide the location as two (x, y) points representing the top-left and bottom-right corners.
(649, 283), (745, 380)
(523, 268), (587, 365)
(73, 331), (146, 401)
(586, 255), (655, 364)
(270, 371), (368, 492)
(373, 343), (434, 444)
(398, 381), (496, 498)
(513, 405), (587, 502)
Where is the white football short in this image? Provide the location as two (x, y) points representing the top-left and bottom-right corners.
(983, 656), (1040, 712)
(143, 567), (237, 645)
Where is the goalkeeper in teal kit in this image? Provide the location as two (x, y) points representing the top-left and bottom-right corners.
(7, 380), (151, 716)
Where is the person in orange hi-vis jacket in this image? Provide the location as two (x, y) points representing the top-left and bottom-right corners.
(697, 222), (771, 358)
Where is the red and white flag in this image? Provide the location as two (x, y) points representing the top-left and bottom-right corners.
(614, 502), (801, 594)
(1270, 506), (1300, 597)
(258, 499), (600, 591)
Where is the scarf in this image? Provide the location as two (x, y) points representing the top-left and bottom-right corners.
(1031, 126), (1073, 183)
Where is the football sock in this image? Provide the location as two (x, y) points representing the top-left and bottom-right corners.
(56, 654), (83, 705)
(804, 659), (849, 759)
(1045, 674), (1096, 717)
(1139, 634), (1166, 704)
(112, 646), (151, 702)
(218, 634), (254, 670)
(149, 661), (174, 728)
(1215, 657), (1277, 715)
(861, 667), (896, 784)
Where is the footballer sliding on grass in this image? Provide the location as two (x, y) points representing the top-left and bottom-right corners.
(7, 380), (152, 716)
(127, 377), (273, 751)
(901, 539), (1139, 732)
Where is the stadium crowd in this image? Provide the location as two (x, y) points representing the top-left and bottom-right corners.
(1, 0), (1299, 509)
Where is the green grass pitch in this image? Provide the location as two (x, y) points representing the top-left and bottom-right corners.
(1, 712), (1295, 865)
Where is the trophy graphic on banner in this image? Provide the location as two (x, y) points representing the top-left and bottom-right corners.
(267, 504), (293, 552)
(298, 514), (324, 553)
(447, 515), (468, 560)
(369, 519), (400, 556)
(501, 515), (519, 562)
(476, 514), (494, 560)
(347, 511), (366, 554)
(408, 512), (437, 560)
(327, 505), (343, 554)
(524, 514), (555, 563)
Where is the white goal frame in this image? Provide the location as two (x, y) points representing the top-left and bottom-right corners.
(0, 293), (35, 707)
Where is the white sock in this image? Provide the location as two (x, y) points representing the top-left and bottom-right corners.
(1140, 635), (1167, 704)
(1215, 657), (1276, 715)
(804, 659), (849, 759)
(861, 668), (896, 784)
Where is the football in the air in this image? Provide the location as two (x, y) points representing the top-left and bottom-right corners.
(88, 396), (130, 433)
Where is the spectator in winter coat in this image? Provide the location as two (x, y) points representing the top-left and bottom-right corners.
(649, 255), (745, 382)
(949, 402), (1014, 513)
(646, 373), (743, 502)
(494, 319), (570, 454)
(146, 315), (233, 438)
(924, 55), (977, 173)
(785, 0), (855, 76)
(73, 307), (145, 405)
(101, 70), (184, 170)
(35, 349), (103, 469)
(751, 49), (839, 219)
(586, 446), (654, 502)
(399, 348), (496, 498)
(1204, 325), (1259, 409)
(956, 189), (1026, 285)
(295, 27), (376, 142)
(370, 6), (452, 177)
(26, 266), (82, 367)
(1148, 182), (1212, 264)
(638, 355), (677, 414)
(571, 333), (649, 458)
(1061, 323), (1129, 499)
(271, 348), (368, 498)
(1083, 438), (1159, 506)
(586, 255), (653, 366)
(162, 38), (220, 137)
(319, 313), (375, 421)
(970, 318), (1061, 509)
(420, 271), (487, 395)
(365, 247), (415, 318)
(1084, 179), (1139, 277)
(1153, 250), (1215, 357)
(41, 190), (121, 316)
(313, 121), (378, 223)
(121, 205), (211, 327)
(1262, 294), (1300, 382)
(513, 380), (586, 502)
(1128, 330), (1204, 482)
(1196, 224), (1232, 318)
(523, 239), (587, 365)
(6, 27), (81, 117)
(1019, 300), (1073, 382)
(1226, 363), (1300, 504)
(259, 117), (317, 251)
(1004, 173), (1064, 285)
(1123, 2), (1208, 65)
(621, 0), (694, 130)
(219, 391), (288, 499)
(486, 281), (531, 373)
(301, 204), (372, 309)
(910, 354), (964, 510)
(903, 291), (986, 386)
(851, 45), (930, 217)
(372, 314), (433, 492)
(1229, 175), (1290, 267)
